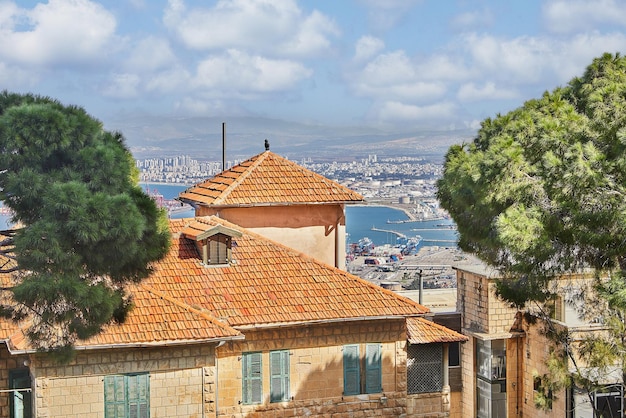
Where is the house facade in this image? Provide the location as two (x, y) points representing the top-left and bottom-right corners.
(0, 216), (467, 417)
(178, 148), (364, 270)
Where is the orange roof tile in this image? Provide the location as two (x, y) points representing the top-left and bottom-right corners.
(78, 284), (243, 348)
(0, 231), (242, 352)
(0, 216), (441, 352)
(178, 151), (364, 207)
(146, 216), (428, 328)
(406, 317), (468, 344)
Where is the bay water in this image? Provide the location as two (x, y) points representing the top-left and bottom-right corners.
(0, 183), (458, 250)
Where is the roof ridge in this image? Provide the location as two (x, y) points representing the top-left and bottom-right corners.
(269, 152), (362, 196)
(138, 283), (241, 336)
(213, 151), (269, 205)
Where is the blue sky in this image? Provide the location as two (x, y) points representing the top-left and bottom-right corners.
(3, 0), (626, 133)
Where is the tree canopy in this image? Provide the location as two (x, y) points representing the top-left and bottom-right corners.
(0, 91), (170, 352)
(437, 52), (626, 307)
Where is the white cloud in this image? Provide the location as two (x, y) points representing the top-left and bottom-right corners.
(192, 50), (313, 98)
(350, 51), (448, 102)
(543, 0), (626, 34)
(354, 36), (385, 62)
(356, 0), (423, 32)
(413, 54), (470, 81)
(163, 0), (338, 57)
(281, 10), (340, 57)
(374, 100), (457, 122)
(0, 0), (117, 66)
(463, 33), (553, 84)
(143, 67), (191, 94)
(124, 37), (177, 73)
(450, 9), (494, 31)
(101, 73), (141, 99)
(457, 82), (519, 102)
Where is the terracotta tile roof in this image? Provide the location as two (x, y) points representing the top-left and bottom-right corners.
(78, 284), (243, 348)
(178, 151), (364, 207)
(406, 317), (468, 344)
(147, 216), (428, 328)
(0, 231), (242, 352)
(1, 283), (243, 352)
(0, 216), (441, 351)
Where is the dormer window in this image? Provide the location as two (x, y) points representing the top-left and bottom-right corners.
(182, 221), (242, 266)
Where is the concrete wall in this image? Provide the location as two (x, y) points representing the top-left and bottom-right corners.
(195, 204), (347, 269)
(29, 344), (216, 418)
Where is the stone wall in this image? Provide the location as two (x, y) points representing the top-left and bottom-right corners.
(214, 319), (448, 417)
(30, 344), (216, 418)
(457, 269), (518, 334)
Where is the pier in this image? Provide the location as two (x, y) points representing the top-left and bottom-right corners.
(370, 227), (407, 239)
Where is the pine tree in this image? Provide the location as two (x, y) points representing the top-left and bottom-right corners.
(437, 53), (626, 414)
(0, 91), (170, 353)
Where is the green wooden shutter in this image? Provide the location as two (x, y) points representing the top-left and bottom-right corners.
(365, 343), (382, 393)
(343, 345), (360, 395)
(270, 350), (290, 402)
(242, 352), (263, 404)
(128, 374), (149, 418)
(105, 374), (149, 418)
(104, 375), (126, 418)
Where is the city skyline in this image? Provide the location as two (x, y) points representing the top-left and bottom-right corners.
(3, 0), (626, 140)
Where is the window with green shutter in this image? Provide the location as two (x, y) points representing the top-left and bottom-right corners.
(365, 343), (382, 394)
(343, 343), (383, 395)
(270, 350), (290, 402)
(343, 344), (361, 395)
(104, 373), (149, 418)
(242, 352), (263, 404)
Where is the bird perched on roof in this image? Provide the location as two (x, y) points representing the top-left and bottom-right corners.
(264, 139), (270, 151)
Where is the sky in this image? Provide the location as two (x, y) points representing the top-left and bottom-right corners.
(2, 0), (626, 134)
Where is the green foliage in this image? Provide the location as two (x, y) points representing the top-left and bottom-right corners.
(438, 53), (626, 306)
(438, 53), (626, 413)
(0, 91), (170, 352)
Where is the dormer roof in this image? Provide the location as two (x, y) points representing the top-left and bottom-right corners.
(178, 151), (364, 207)
(182, 220), (242, 241)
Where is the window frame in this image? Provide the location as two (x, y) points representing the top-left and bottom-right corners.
(269, 350), (290, 403)
(9, 368), (32, 418)
(343, 343), (382, 395)
(242, 352), (263, 405)
(104, 373), (149, 418)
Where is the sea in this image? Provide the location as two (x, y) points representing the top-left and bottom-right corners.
(0, 183), (459, 251)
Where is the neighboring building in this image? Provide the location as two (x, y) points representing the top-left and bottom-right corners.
(178, 146), (364, 270)
(0, 147), (468, 417)
(455, 262), (617, 418)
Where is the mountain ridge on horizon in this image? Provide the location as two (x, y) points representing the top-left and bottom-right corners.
(107, 115), (475, 162)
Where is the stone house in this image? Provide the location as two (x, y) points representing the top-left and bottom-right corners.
(0, 147), (467, 417)
(455, 262), (618, 418)
(178, 147), (364, 270)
